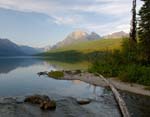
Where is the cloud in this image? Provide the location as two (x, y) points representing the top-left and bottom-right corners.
(52, 16), (79, 25)
(80, 19), (130, 35)
(71, 1), (131, 15)
(0, 0), (143, 35)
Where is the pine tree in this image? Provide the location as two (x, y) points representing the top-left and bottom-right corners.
(138, 0), (150, 62)
(130, 0), (137, 43)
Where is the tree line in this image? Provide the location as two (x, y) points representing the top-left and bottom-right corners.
(130, 0), (150, 63)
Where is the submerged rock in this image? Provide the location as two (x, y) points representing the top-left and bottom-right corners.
(24, 95), (56, 110)
(76, 98), (91, 105)
(37, 71), (48, 76)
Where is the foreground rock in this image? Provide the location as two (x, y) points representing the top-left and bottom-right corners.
(0, 95), (121, 117)
(24, 95), (56, 110)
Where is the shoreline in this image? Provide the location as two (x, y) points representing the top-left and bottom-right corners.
(61, 71), (150, 96)
(109, 78), (150, 96)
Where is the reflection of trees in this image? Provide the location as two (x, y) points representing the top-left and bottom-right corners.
(103, 87), (111, 94)
(86, 84), (103, 100)
(44, 59), (90, 70)
(0, 58), (42, 74)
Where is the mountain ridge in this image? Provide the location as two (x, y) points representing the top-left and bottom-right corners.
(52, 30), (101, 49)
(0, 38), (43, 56)
(103, 31), (129, 39)
(48, 30), (128, 50)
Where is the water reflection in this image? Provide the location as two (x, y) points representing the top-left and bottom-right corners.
(0, 57), (104, 98)
(0, 57), (42, 74)
(0, 57), (90, 75)
(0, 57), (121, 117)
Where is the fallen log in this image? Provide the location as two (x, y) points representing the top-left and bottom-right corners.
(98, 74), (130, 117)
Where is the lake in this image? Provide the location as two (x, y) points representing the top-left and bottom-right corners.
(0, 57), (149, 117)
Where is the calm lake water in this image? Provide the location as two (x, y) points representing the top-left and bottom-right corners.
(0, 57), (121, 117)
(0, 57), (93, 97)
(0, 57), (149, 117)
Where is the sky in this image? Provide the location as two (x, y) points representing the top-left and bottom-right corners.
(0, 0), (143, 47)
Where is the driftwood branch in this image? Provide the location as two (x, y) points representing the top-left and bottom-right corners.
(98, 74), (130, 117)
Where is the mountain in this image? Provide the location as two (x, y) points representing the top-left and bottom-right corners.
(20, 45), (43, 55)
(0, 38), (43, 56)
(0, 39), (25, 56)
(53, 30), (101, 48)
(43, 45), (52, 51)
(103, 31), (129, 39)
(87, 32), (101, 40)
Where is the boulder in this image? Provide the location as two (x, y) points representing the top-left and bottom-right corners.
(24, 95), (56, 110)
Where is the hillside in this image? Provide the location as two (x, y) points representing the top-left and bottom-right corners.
(47, 38), (123, 54)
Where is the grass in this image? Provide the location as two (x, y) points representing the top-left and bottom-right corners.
(48, 71), (64, 79)
(45, 38), (122, 54)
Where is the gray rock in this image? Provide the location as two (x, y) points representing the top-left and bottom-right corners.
(24, 95), (56, 110)
(76, 98), (91, 105)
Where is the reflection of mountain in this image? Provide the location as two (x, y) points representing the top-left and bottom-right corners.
(0, 58), (42, 74)
(45, 60), (91, 70)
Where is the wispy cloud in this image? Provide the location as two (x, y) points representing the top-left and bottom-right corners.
(0, 0), (143, 35)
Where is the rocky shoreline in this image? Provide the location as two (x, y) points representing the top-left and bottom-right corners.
(54, 70), (150, 96)
(0, 93), (120, 117)
(38, 70), (150, 96)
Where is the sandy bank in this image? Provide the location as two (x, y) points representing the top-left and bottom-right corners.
(62, 72), (150, 96)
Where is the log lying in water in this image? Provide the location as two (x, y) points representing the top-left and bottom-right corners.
(98, 74), (130, 117)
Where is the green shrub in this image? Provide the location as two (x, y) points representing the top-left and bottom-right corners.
(89, 60), (121, 77)
(48, 71), (64, 79)
(89, 38), (150, 86)
(119, 64), (150, 86)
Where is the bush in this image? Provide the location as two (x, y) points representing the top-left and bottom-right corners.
(119, 64), (150, 86)
(89, 52), (121, 77)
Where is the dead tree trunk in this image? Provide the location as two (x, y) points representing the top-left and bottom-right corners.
(98, 74), (130, 117)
